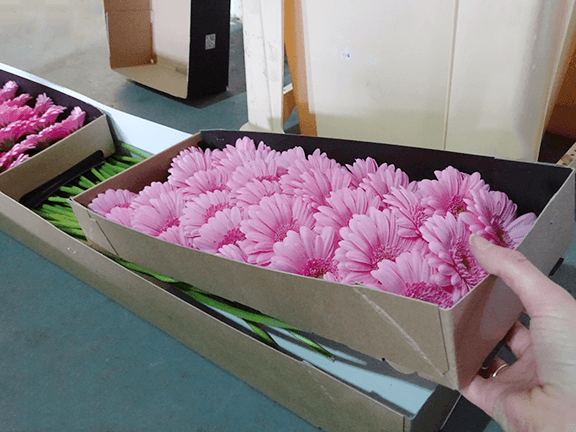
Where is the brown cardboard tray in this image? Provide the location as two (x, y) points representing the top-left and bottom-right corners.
(70, 129), (576, 389)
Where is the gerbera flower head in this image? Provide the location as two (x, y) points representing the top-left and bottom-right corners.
(335, 207), (416, 288)
(180, 190), (231, 238)
(88, 189), (137, 216)
(217, 243), (249, 262)
(270, 226), (340, 281)
(214, 137), (277, 172)
(372, 251), (453, 308)
(420, 212), (488, 302)
(359, 163), (410, 200)
(0, 81), (18, 103)
(18, 107), (85, 150)
(229, 178), (282, 209)
(194, 207), (246, 254)
(240, 193), (315, 266)
(226, 158), (280, 192)
(33, 93), (54, 116)
(0, 104), (34, 128)
(131, 190), (187, 237)
(418, 166), (488, 217)
(5, 152), (30, 170)
(0, 93), (32, 109)
(281, 165), (352, 209)
(346, 157), (378, 188)
(383, 186), (429, 239)
(167, 146), (215, 188)
(181, 167), (230, 198)
(275, 146), (306, 175)
(461, 189), (536, 248)
(130, 181), (177, 208)
(314, 187), (381, 234)
(158, 225), (194, 248)
(106, 206), (134, 228)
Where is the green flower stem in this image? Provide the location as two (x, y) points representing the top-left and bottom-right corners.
(91, 167), (108, 182)
(99, 164), (118, 178)
(120, 142), (150, 160)
(78, 176), (96, 188)
(40, 204), (75, 217)
(108, 160), (131, 170)
(104, 163), (124, 173)
(37, 211), (76, 223)
(60, 185), (85, 195)
(113, 155), (144, 164)
(47, 196), (70, 204)
(48, 219), (82, 230)
(245, 321), (279, 348)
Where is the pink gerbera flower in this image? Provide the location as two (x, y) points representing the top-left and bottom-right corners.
(270, 226), (340, 281)
(372, 251), (453, 308)
(275, 146), (306, 175)
(461, 189), (537, 248)
(180, 190), (231, 238)
(335, 207), (416, 288)
(346, 157), (378, 188)
(5, 152), (30, 170)
(0, 93), (32, 109)
(213, 137), (277, 172)
(0, 104), (34, 128)
(18, 106), (85, 150)
(194, 207), (246, 254)
(131, 190), (187, 237)
(226, 158), (280, 192)
(314, 187), (381, 235)
(358, 163), (410, 200)
(106, 206), (134, 228)
(131, 181), (177, 208)
(181, 167), (230, 198)
(240, 193), (315, 266)
(0, 81), (18, 102)
(167, 146), (215, 188)
(279, 149), (342, 197)
(420, 212), (488, 302)
(383, 186), (429, 239)
(217, 243), (249, 262)
(158, 225), (194, 248)
(281, 165), (352, 209)
(418, 166), (488, 217)
(32, 93), (54, 116)
(229, 178), (282, 209)
(88, 189), (137, 216)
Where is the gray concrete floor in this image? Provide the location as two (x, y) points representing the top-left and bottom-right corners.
(3, 2), (575, 432)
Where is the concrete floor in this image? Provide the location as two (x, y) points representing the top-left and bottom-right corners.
(1, 2), (575, 432)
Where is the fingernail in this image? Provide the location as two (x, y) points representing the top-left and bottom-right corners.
(469, 234), (491, 250)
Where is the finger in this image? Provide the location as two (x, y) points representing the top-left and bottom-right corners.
(503, 321), (530, 358)
(469, 234), (575, 318)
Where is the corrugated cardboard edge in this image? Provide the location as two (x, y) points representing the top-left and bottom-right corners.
(0, 190), (458, 432)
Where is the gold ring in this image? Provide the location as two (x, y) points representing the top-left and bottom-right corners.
(492, 364), (509, 378)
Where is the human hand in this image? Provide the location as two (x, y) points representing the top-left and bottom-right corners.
(461, 234), (576, 432)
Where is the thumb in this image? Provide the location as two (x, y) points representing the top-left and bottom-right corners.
(469, 234), (576, 318)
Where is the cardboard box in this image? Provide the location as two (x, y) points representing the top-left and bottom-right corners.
(0, 69), (115, 201)
(104, 0), (231, 98)
(71, 130), (576, 389)
(0, 64), (460, 432)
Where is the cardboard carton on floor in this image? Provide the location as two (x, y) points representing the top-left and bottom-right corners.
(71, 130), (576, 389)
(104, 0), (230, 98)
(0, 64), (460, 432)
(0, 69), (115, 201)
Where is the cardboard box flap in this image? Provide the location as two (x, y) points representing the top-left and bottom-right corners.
(103, 0), (150, 13)
(113, 65), (188, 99)
(106, 10), (153, 68)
